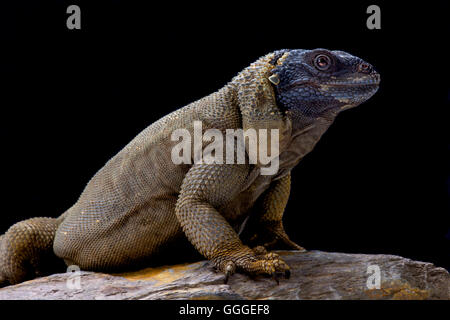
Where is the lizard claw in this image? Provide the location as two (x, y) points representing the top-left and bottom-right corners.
(285, 269), (291, 279)
(272, 273), (280, 285)
(272, 266), (291, 285)
(272, 269), (290, 285)
(223, 261), (236, 284)
(247, 257), (291, 284)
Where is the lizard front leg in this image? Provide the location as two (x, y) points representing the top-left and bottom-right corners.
(175, 164), (290, 282)
(242, 173), (306, 252)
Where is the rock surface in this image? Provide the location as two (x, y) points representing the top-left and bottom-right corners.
(0, 251), (448, 300)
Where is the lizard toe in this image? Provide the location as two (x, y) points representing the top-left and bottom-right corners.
(244, 257), (291, 283)
(221, 261), (236, 284)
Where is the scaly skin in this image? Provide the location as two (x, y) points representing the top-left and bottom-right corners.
(0, 49), (380, 286)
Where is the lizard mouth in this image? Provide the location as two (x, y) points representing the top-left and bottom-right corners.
(317, 76), (380, 102)
(320, 76), (381, 87)
(322, 82), (380, 90)
(320, 78), (380, 110)
(289, 75), (380, 90)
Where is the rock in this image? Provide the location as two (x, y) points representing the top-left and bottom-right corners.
(0, 251), (448, 300)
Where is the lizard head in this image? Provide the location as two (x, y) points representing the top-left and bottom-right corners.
(269, 49), (380, 125)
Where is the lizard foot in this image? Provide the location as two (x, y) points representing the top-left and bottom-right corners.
(247, 223), (307, 252)
(245, 257), (291, 284)
(214, 246), (290, 284)
(219, 258), (290, 284)
(225, 256), (290, 284)
(252, 246), (291, 283)
(265, 225), (308, 252)
(282, 239), (307, 252)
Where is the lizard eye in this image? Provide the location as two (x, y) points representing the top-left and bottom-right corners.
(314, 54), (332, 71)
(358, 62), (371, 73)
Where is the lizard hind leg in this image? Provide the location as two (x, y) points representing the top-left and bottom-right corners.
(0, 217), (66, 286)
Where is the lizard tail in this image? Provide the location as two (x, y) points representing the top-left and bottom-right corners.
(0, 217), (66, 287)
(0, 234), (6, 287)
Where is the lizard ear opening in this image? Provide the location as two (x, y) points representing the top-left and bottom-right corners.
(268, 74), (280, 85)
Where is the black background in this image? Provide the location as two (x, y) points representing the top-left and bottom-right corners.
(1, 1), (449, 272)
